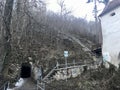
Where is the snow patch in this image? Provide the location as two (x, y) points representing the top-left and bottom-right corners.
(15, 78), (24, 87)
(7, 89), (13, 90)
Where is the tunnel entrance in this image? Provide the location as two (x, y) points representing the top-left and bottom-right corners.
(20, 63), (31, 78)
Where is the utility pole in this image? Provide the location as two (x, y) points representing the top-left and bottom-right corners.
(94, 0), (98, 43)
(94, 0), (98, 22)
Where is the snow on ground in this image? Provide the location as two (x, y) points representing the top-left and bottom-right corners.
(15, 78), (25, 87)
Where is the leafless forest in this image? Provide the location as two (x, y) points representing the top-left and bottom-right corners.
(0, 0), (120, 90)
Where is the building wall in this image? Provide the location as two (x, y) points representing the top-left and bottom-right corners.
(100, 7), (120, 67)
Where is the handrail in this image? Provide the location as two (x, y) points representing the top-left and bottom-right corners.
(54, 65), (86, 70)
(42, 60), (95, 81)
(0, 81), (9, 90)
(59, 61), (94, 67)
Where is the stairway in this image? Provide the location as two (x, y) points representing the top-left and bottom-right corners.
(41, 61), (99, 84)
(42, 66), (57, 83)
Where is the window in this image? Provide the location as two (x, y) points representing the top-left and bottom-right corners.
(110, 12), (115, 16)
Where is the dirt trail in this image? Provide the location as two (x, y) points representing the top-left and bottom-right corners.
(59, 32), (91, 52)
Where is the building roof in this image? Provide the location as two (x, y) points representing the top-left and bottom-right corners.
(99, 0), (120, 17)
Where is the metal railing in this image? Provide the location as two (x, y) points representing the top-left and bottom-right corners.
(0, 81), (9, 90)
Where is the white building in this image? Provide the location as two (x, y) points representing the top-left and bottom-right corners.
(99, 0), (120, 67)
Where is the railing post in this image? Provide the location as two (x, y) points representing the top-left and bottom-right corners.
(4, 85), (5, 90)
(73, 60), (75, 67)
(37, 80), (39, 90)
(56, 61), (59, 69)
(43, 82), (45, 90)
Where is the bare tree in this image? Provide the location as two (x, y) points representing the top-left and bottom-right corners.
(57, 0), (71, 17)
(2, 0), (14, 77)
(0, 0), (5, 72)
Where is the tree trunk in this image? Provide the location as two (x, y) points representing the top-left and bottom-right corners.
(2, 0), (14, 77)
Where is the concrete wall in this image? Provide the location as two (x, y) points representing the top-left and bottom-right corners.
(100, 7), (120, 67)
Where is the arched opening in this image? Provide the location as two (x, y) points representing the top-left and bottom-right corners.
(20, 63), (31, 78)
